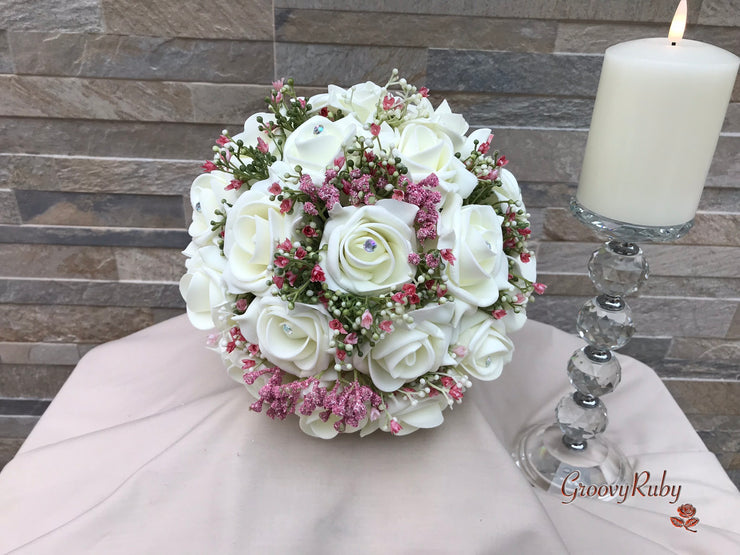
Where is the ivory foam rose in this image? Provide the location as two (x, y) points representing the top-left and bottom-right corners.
(360, 393), (449, 437)
(409, 99), (469, 151)
(320, 199), (419, 295)
(283, 115), (360, 175)
(309, 81), (384, 124)
(356, 303), (456, 392)
(437, 194), (509, 306)
(179, 243), (228, 330)
(188, 170), (238, 246)
(397, 123), (477, 199)
(222, 181), (300, 295)
(453, 310), (514, 381)
(238, 296), (333, 378)
(497, 168), (523, 203)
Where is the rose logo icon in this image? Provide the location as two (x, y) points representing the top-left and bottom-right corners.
(670, 503), (699, 532)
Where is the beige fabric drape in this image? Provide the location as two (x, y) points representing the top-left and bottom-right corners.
(1, 315), (738, 554)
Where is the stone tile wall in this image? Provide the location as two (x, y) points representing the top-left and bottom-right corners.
(0, 0), (737, 485)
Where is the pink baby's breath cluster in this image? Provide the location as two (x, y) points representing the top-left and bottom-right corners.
(181, 71), (543, 438)
(244, 369), (383, 433)
(403, 174), (442, 241)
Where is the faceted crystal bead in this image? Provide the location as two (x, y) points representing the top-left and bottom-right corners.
(588, 241), (648, 297)
(577, 295), (635, 350)
(556, 392), (608, 442)
(567, 346), (621, 397)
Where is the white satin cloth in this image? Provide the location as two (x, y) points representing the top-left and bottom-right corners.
(1, 315), (738, 554)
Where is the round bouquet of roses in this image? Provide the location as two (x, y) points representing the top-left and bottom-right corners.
(180, 71), (545, 438)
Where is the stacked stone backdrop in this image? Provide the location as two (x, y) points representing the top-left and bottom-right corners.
(0, 1), (737, 482)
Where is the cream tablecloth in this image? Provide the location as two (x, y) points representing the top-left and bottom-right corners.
(1, 315), (739, 554)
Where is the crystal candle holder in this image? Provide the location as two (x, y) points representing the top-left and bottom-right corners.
(512, 198), (693, 497)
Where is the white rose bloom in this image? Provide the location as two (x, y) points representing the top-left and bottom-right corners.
(222, 180), (300, 295)
(454, 310), (514, 381)
(499, 310), (528, 334)
(179, 243), (228, 330)
(397, 123), (477, 200)
(425, 99), (469, 151)
(437, 194), (509, 306)
(355, 302), (456, 392)
(327, 82), (384, 123)
(397, 123), (454, 179)
(188, 170), (237, 246)
(299, 412), (342, 439)
(320, 199), (418, 295)
(236, 296), (333, 378)
(496, 168), (523, 204)
(283, 115), (360, 175)
(230, 112), (276, 154)
(306, 91), (329, 111)
(510, 252), (537, 284)
(360, 394), (449, 437)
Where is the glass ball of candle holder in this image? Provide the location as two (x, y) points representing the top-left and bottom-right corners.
(556, 391), (609, 443)
(576, 295), (635, 350)
(513, 199), (694, 499)
(589, 241), (648, 296)
(567, 347), (621, 397)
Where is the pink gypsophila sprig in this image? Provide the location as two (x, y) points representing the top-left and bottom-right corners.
(322, 381), (383, 432)
(343, 174), (372, 206)
(245, 368), (315, 420)
(403, 174), (442, 241)
(299, 174), (318, 201)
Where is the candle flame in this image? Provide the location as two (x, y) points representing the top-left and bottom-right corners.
(668, 0), (687, 44)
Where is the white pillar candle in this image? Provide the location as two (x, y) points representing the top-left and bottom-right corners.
(577, 8), (738, 227)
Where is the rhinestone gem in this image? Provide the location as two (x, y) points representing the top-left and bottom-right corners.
(485, 356), (492, 367)
(313, 125), (324, 135)
(282, 323), (293, 335)
(363, 239), (377, 252)
(195, 202), (202, 212)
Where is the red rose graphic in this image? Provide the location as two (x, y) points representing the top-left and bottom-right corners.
(671, 504), (699, 532)
(677, 504), (696, 518)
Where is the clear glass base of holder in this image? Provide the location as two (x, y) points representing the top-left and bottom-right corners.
(513, 422), (632, 500)
(570, 198), (693, 243)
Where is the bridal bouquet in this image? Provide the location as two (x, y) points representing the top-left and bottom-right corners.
(180, 71), (544, 438)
